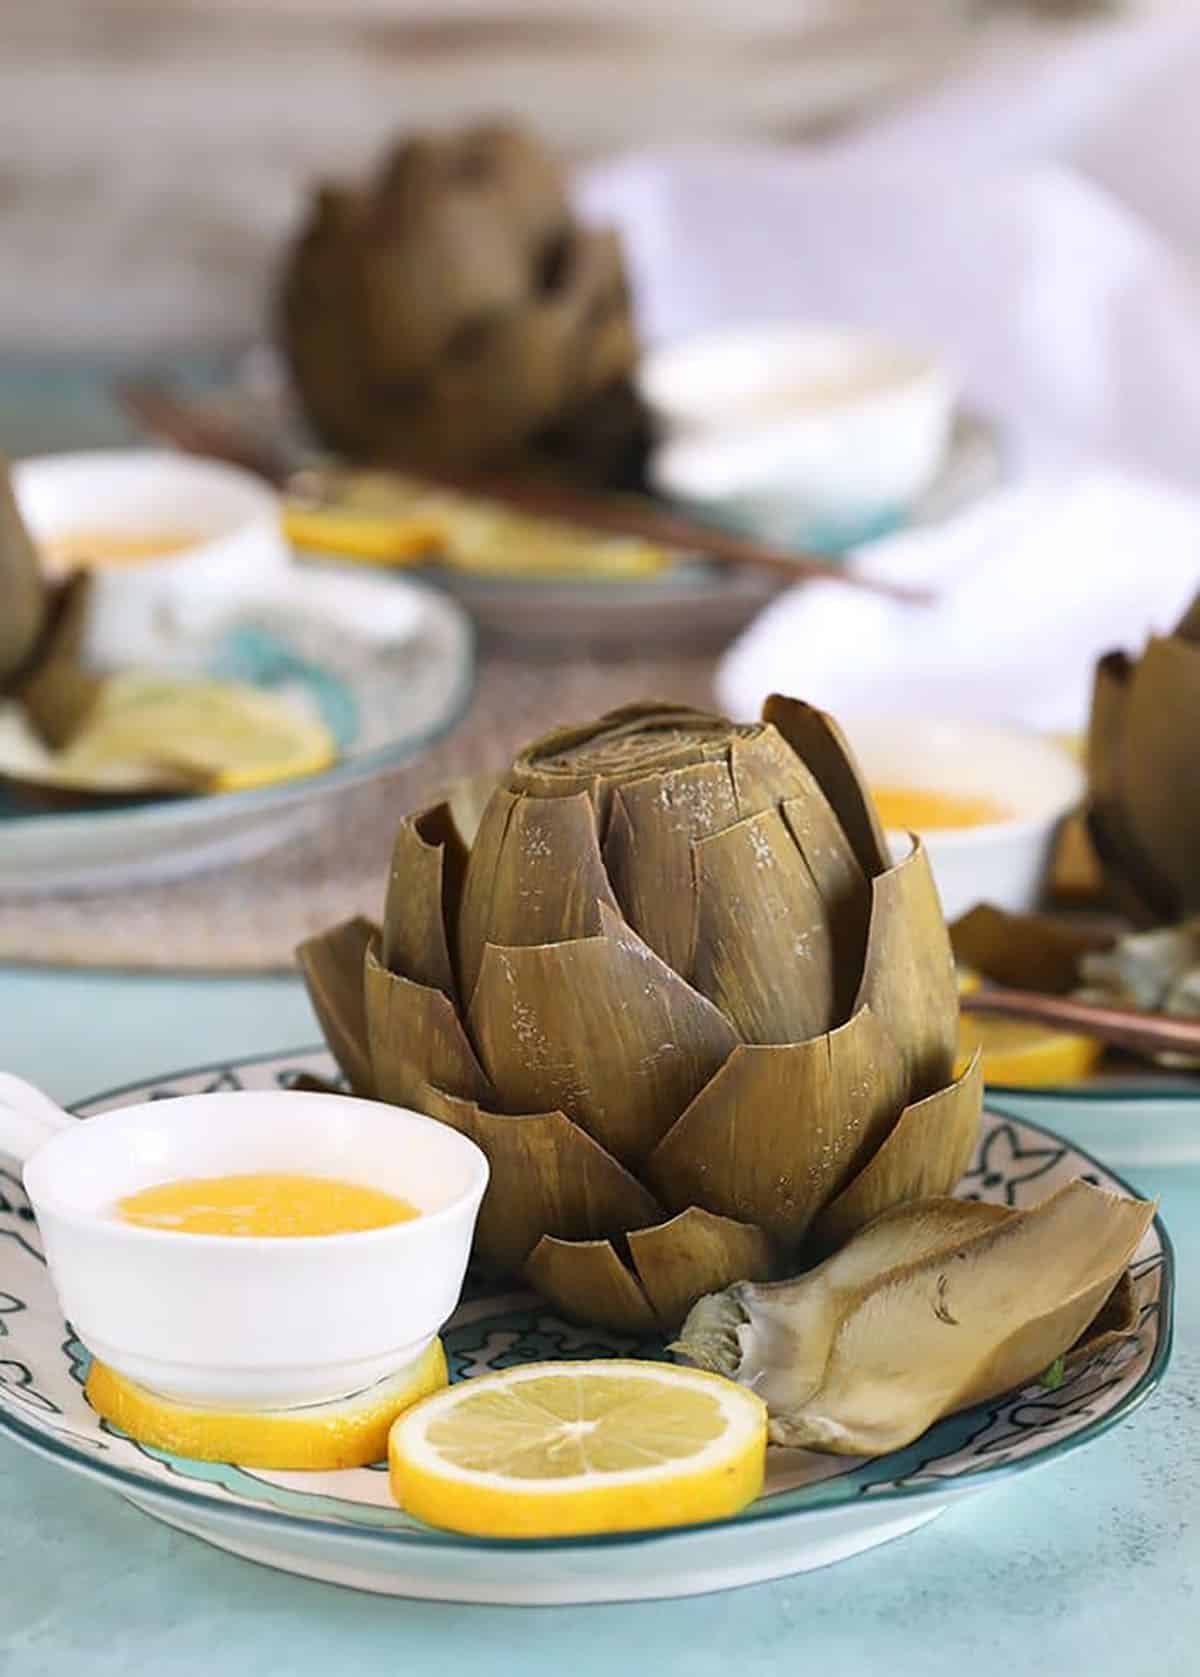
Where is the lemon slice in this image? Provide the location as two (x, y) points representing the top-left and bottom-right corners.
(59, 673), (337, 794)
(86, 1339), (447, 1470)
(388, 1359), (766, 1539)
(956, 1015), (1103, 1088)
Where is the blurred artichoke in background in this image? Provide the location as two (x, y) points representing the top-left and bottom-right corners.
(1087, 593), (1200, 925)
(300, 698), (979, 1333)
(279, 123), (649, 488)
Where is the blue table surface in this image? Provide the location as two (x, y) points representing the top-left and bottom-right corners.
(0, 965), (1196, 1677)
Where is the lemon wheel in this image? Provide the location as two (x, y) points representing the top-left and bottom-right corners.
(86, 1339), (447, 1470)
(388, 1359), (766, 1539)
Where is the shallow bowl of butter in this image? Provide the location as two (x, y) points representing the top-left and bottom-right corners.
(0, 1074), (488, 1411)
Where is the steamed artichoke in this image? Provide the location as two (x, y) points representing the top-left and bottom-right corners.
(300, 698), (981, 1332)
(279, 123), (649, 488)
(1088, 592), (1200, 924)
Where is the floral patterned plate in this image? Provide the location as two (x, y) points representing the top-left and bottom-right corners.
(0, 1048), (1172, 1605)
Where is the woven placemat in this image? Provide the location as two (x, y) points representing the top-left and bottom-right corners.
(0, 651), (719, 973)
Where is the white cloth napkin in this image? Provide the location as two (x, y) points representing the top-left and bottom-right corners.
(715, 468), (1200, 735)
(577, 10), (1200, 735)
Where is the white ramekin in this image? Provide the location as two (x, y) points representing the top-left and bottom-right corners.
(843, 717), (1085, 924)
(13, 450), (290, 669)
(639, 325), (956, 543)
(0, 1077), (488, 1411)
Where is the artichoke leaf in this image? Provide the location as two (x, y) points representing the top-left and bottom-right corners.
(762, 695), (891, 878)
(603, 761), (740, 971)
(1064, 1267), (1138, 1371)
(648, 1005), (907, 1244)
(676, 1197), (1015, 1413)
(678, 1180), (1154, 1456)
(15, 573), (104, 750)
(509, 702), (729, 815)
(525, 1235), (659, 1334)
(419, 1086), (661, 1276)
(1118, 634), (1200, 916)
(382, 803), (468, 999)
(627, 1208), (778, 1333)
(0, 457), (47, 687)
(688, 807), (836, 1044)
(810, 1050), (982, 1253)
(456, 787), (618, 1004)
(365, 937), (491, 1108)
(853, 837), (958, 1101)
(1175, 590), (1200, 644)
(295, 917), (377, 1097)
(1086, 650), (1130, 807)
(469, 901), (737, 1169)
(950, 904), (1111, 996)
(780, 795), (870, 1019)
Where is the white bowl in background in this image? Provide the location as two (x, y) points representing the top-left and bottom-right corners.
(0, 1077), (488, 1410)
(639, 325), (956, 545)
(13, 450), (290, 669)
(844, 717), (1085, 925)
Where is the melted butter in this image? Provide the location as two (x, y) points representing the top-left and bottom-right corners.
(115, 1173), (419, 1238)
(42, 529), (202, 574)
(871, 784), (1012, 833)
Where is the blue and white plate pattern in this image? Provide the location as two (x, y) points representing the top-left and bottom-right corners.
(0, 1048), (1172, 1604)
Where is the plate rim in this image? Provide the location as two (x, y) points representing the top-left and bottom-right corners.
(0, 576), (476, 841)
(0, 1043), (1175, 1559)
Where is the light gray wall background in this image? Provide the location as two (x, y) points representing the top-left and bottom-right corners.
(0, 2), (1113, 351)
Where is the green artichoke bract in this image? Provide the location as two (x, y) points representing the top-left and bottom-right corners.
(674, 1181), (1153, 1455)
(1087, 592), (1200, 924)
(300, 697), (980, 1332)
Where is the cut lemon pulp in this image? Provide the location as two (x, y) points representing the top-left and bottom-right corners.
(388, 1360), (767, 1539)
(956, 1015), (1103, 1088)
(86, 1339), (447, 1470)
(58, 674), (336, 794)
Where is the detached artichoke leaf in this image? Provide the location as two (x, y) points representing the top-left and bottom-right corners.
(456, 787), (618, 1003)
(762, 695), (891, 878)
(525, 1235), (659, 1334)
(950, 904), (1112, 996)
(689, 807), (836, 1044)
(468, 901), (737, 1169)
(676, 1197), (1014, 1418)
(1064, 1266), (1138, 1371)
(602, 761), (740, 972)
(1118, 635), (1200, 917)
(382, 803), (468, 999)
(295, 917), (377, 1097)
(365, 937), (492, 1108)
(853, 837), (958, 1101)
(809, 1050), (983, 1253)
(679, 1180), (1154, 1456)
(627, 1208), (778, 1333)
(648, 1005), (907, 1245)
(419, 1085), (661, 1275)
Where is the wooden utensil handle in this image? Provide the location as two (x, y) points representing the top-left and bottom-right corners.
(962, 987), (1200, 1059)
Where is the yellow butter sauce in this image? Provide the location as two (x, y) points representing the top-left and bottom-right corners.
(115, 1173), (419, 1238)
(870, 785), (1012, 833)
(42, 529), (202, 575)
